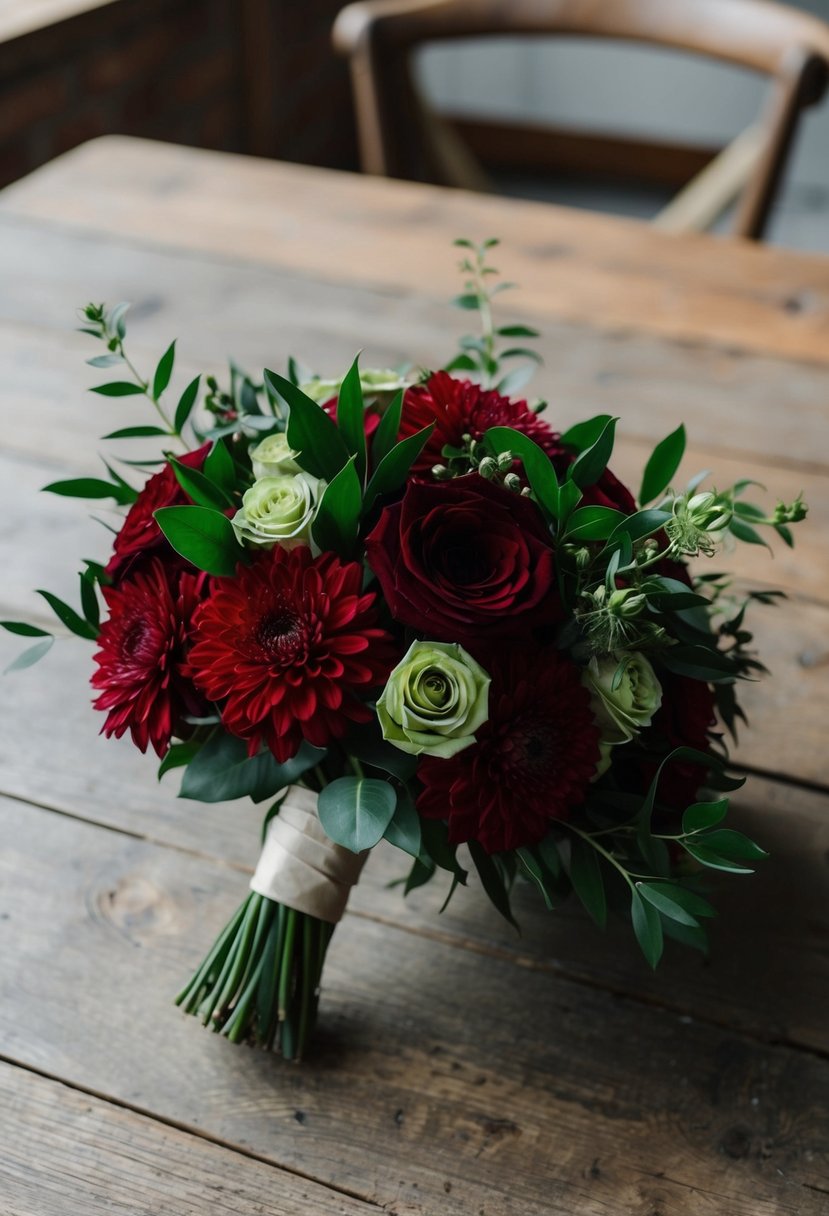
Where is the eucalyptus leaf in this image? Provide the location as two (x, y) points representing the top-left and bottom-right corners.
(317, 776), (397, 853)
(4, 637), (54, 674)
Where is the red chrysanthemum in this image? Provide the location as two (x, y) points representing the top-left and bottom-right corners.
(399, 371), (564, 473)
(186, 545), (396, 762)
(417, 647), (600, 853)
(106, 444), (211, 583)
(91, 559), (208, 757)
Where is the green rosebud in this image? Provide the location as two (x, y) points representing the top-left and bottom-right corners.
(377, 641), (490, 758)
(232, 473), (319, 550)
(583, 651), (662, 746)
(248, 432), (303, 480)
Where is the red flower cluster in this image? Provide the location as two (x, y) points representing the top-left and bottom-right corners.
(186, 546), (396, 762)
(92, 559), (207, 756)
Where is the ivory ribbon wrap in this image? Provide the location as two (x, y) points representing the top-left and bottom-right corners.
(250, 785), (367, 924)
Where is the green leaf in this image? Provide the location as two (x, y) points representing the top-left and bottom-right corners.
(639, 424), (686, 505)
(419, 818), (466, 881)
(453, 293), (480, 309)
(695, 829), (767, 861)
(682, 798), (728, 834)
(729, 517), (770, 548)
(102, 425), (169, 440)
(317, 776), (397, 853)
(42, 477), (135, 506)
(203, 440), (236, 497)
(570, 418), (617, 489)
(90, 381), (145, 397)
(516, 847), (556, 910)
(180, 734), (324, 803)
(637, 745), (722, 830)
(485, 425), (559, 520)
(496, 324), (540, 338)
(157, 740), (201, 779)
(682, 843), (755, 875)
(370, 389), (404, 469)
(567, 836), (607, 928)
(4, 637), (54, 674)
(312, 458), (362, 557)
(560, 414), (613, 453)
(87, 353), (123, 369)
(383, 788), (422, 858)
(0, 621), (51, 638)
(35, 590), (97, 640)
(175, 375), (201, 433)
(336, 355), (368, 485)
(662, 645), (735, 683)
(363, 425), (435, 513)
(636, 882), (715, 927)
(79, 571), (100, 630)
(565, 505), (626, 541)
(404, 855), (436, 895)
(266, 369), (350, 482)
(609, 509), (672, 544)
(630, 887), (664, 967)
(169, 458), (232, 510)
(468, 841), (518, 929)
(152, 340), (176, 399)
(154, 505), (245, 576)
(345, 722), (418, 781)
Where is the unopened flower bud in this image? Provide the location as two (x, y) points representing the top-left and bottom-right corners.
(503, 473), (522, 493)
(608, 589), (646, 618)
(496, 450), (514, 471)
(773, 495), (807, 524)
(432, 464), (451, 480)
(477, 457), (498, 480)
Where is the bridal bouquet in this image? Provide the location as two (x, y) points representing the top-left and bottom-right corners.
(4, 240), (806, 1059)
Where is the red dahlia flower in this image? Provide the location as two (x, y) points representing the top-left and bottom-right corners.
(91, 559), (207, 757)
(399, 371), (563, 473)
(186, 546), (396, 762)
(106, 443), (211, 583)
(417, 647), (601, 853)
(365, 474), (558, 644)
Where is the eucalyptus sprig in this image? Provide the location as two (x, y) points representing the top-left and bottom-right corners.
(447, 238), (543, 395)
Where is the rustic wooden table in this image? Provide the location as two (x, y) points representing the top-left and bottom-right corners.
(0, 136), (828, 1216)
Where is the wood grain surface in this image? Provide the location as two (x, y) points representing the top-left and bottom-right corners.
(0, 136), (827, 1215)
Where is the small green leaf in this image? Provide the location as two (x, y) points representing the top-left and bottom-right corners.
(729, 517), (770, 548)
(203, 440), (236, 497)
(453, 293), (480, 310)
(175, 374), (201, 433)
(560, 414), (613, 453)
(79, 571), (100, 630)
(154, 505), (245, 576)
(42, 477), (135, 506)
(496, 324), (540, 338)
(363, 425), (435, 513)
(35, 590), (97, 640)
(87, 353), (123, 369)
(468, 841), (518, 929)
(570, 418), (617, 489)
(662, 645), (735, 683)
(639, 424), (686, 505)
(485, 425), (559, 520)
(404, 855), (436, 895)
(630, 887), (664, 967)
(636, 882), (715, 927)
(682, 798), (728, 834)
(609, 509), (672, 544)
(312, 458), (362, 557)
(568, 837), (607, 928)
(102, 425), (169, 440)
(169, 458), (232, 510)
(383, 788), (422, 858)
(336, 354), (368, 485)
(565, 505), (626, 541)
(695, 828), (767, 861)
(4, 637), (54, 674)
(516, 847), (556, 910)
(158, 740), (201, 779)
(152, 340), (176, 400)
(267, 369), (350, 482)
(318, 776), (397, 853)
(682, 843), (755, 874)
(419, 818), (467, 881)
(180, 734), (323, 803)
(0, 621), (51, 638)
(370, 388), (403, 468)
(90, 381), (145, 397)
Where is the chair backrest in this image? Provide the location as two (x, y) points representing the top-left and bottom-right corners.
(333, 0), (829, 239)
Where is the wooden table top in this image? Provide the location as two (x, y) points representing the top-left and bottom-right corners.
(0, 135), (827, 1216)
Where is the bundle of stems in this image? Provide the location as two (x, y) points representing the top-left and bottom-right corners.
(175, 891), (334, 1060)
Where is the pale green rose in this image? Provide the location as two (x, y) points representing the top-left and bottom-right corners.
(300, 368), (410, 404)
(377, 641), (490, 758)
(249, 432), (303, 480)
(232, 474), (319, 550)
(584, 651), (662, 746)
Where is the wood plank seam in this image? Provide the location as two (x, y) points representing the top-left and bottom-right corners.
(0, 1051), (391, 1214)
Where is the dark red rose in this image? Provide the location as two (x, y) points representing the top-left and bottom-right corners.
(106, 444), (211, 583)
(365, 474), (558, 643)
(186, 545), (396, 762)
(91, 559), (208, 757)
(399, 371), (563, 474)
(579, 465), (636, 514)
(417, 647), (600, 853)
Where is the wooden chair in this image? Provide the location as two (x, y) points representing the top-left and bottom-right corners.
(333, 0), (829, 240)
